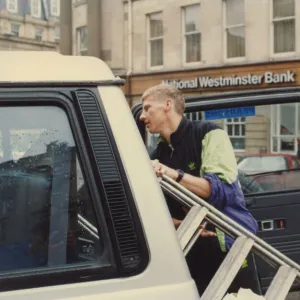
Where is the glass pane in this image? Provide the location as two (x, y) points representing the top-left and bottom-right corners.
(174, 102), (300, 195)
(227, 124), (233, 136)
(186, 33), (201, 62)
(235, 125), (240, 136)
(77, 27), (88, 54)
(10, 129), (46, 161)
(274, 19), (295, 53)
(241, 125), (245, 136)
(272, 137), (278, 152)
(150, 39), (163, 66)
(0, 106), (110, 273)
(230, 137), (245, 150)
(227, 26), (245, 58)
(226, 0), (244, 26)
(280, 103), (295, 135)
(273, 0), (295, 18)
(280, 137), (294, 151)
(238, 156), (287, 173)
(271, 105), (278, 135)
(150, 12), (163, 38)
(184, 4), (200, 33)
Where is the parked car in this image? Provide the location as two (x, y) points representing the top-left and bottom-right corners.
(237, 153), (300, 192)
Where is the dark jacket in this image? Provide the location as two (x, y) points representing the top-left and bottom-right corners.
(151, 116), (258, 251)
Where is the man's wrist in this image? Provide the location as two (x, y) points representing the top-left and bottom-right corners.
(175, 169), (185, 183)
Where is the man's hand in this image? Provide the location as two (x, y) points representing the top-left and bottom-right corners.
(172, 218), (216, 237)
(151, 160), (211, 198)
(151, 159), (178, 179)
(199, 224), (216, 237)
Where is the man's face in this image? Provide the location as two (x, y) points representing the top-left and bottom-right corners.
(139, 95), (166, 134)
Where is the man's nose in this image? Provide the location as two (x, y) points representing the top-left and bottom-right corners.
(139, 112), (145, 121)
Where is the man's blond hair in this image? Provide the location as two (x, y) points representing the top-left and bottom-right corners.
(141, 84), (185, 115)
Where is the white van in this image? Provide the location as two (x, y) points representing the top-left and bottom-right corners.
(0, 52), (199, 299)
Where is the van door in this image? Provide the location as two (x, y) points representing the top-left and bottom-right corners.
(132, 87), (300, 292)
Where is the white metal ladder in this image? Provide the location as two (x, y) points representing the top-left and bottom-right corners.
(159, 175), (300, 300)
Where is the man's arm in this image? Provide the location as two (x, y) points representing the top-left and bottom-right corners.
(153, 160), (212, 198)
(152, 128), (239, 207)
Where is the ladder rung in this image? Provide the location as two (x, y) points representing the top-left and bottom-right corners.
(265, 265), (298, 300)
(201, 236), (254, 300)
(183, 221), (207, 256)
(177, 206), (208, 253)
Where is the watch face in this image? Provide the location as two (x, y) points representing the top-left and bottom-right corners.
(176, 169), (184, 182)
(178, 169), (184, 176)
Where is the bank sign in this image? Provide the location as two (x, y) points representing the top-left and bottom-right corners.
(162, 70), (295, 89)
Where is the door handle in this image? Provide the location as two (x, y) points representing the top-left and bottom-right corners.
(261, 220), (274, 231)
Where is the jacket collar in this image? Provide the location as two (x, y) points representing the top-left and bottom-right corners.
(158, 116), (189, 147)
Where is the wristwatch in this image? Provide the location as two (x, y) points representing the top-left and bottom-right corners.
(176, 169), (185, 183)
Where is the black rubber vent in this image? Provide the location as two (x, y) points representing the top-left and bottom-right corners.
(75, 91), (141, 269)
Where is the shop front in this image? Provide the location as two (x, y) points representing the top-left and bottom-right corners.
(126, 60), (299, 102)
(126, 60), (300, 160)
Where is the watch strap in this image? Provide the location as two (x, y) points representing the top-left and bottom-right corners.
(176, 169), (184, 183)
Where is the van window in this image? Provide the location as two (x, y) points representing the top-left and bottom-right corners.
(145, 102), (300, 194)
(0, 106), (112, 273)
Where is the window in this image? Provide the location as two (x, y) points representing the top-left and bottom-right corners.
(238, 156), (287, 173)
(225, 117), (246, 150)
(11, 23), (20, 37)
(224, 0), (245, 59)
(31, 0), (42, 18)
(183, 4), (201, 63)
(50, 0), (60, 16)
(76, 27), (88, 56)
(272, 0), (295, 53)
(143, 100), (300, 194)
(148, 12), (163, 67)
(35, 27), (43, 41)
(0, 105), (111, 274)
(7, 0), (18, 13)
(55, 25), (60, 41)
(272, 103), (299, 152)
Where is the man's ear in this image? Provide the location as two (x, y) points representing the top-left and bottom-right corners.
(164, 98), (173, 112)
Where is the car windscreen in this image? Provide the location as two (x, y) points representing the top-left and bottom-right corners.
(238, 156), (287, 173)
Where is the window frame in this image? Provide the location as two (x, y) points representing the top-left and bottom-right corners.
(271, 103), (299, 154)
(55, 25), (60, 41)
(224, 117), (246, 152)
(50, 0), (60, 16)
(35, 27), (43, 41)
(0, 88), (149, 292)
(31, 0), (42, 18)
(7, 0), (18, 13)
(10, 23), (20, 37)
(182, 4), (202, 66)
(76, 26), (88, 56)
(270, 0), (296, 57)
(147, 11), (164, 70)
(223, 0), (246, 62)
(182, 90), (300, 196)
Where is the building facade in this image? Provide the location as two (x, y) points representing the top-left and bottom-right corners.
(124, 0), (300, 101)
(121, 0), (300, 159)
(0, 0), (60, 51)
(60, 0), (300, 158)
(60, 0), (125, 76)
